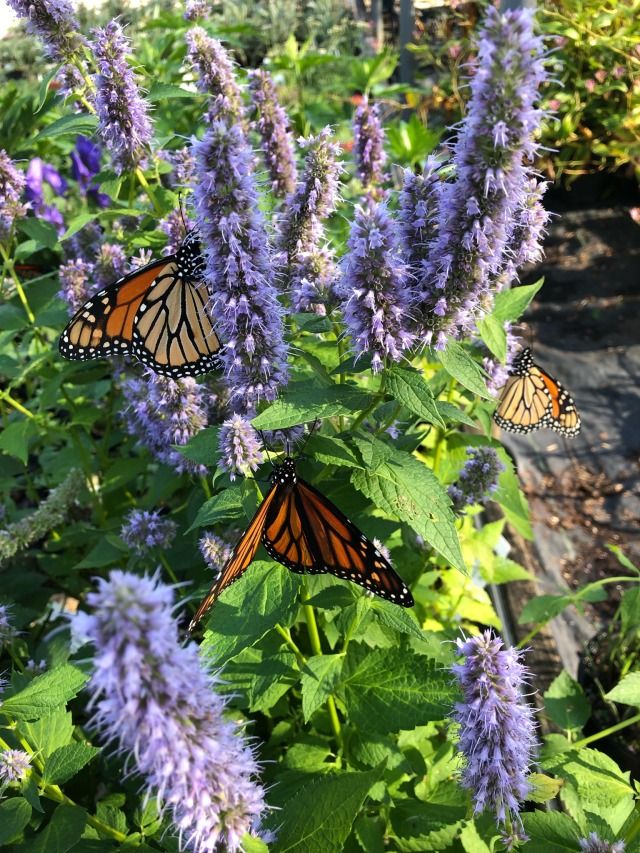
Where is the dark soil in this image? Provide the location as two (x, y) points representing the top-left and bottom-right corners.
(500, 172), (640, 674)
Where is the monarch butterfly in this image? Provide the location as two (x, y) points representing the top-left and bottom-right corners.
(493, 347), (581, 437)
(58, 230), (221, 378)
(189, 456), (414, 630)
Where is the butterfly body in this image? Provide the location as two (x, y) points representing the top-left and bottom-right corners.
(494, 348), (581, 437)
(59, 230), (221, 378)
(190, 456), (414, 630)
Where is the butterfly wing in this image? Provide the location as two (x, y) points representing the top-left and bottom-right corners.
(263, 478), (414, 606)
(535, 364), (581, 437)
(188, 483), (280, 631)
(131, 262), (221, 378)
(59, 260), (167, 361)
(493, 371), (553, 434)
(59, 259), (222, 378)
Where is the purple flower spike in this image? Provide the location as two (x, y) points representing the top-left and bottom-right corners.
(184, 0), (210, 20)
(483, 325), (521, 398)
(579, 834), (626, 853)
(495, 177), (550, 291)
(194, 122), (288, 412)
(58, 258), (93, 314)
(447, 446), (504, 512)
(218, 415), (264, 480)
(121, 509), (177, 555)
(160, 209), (191, 256)
(199, 532), (232, 576)
(416, 8), (547, 346)
(338, 201), (414, 373)
(352, 97), (386, 187)
(95, 242), (128, 287)
(121, 369), (212, 475)
(399, 158), (442, 286)
(71, 570), (266, 853)
(452, 630), (537, 836)
(248, 69), (297, 199)
(0, 150), (27, 240)
(92, 20), (153, 175)
(0, 749), (31, 783)
(290, 245), (337, 316)
(25, 158), (67, 202)
(6, 0), (84, 62)
(186, 28), (243, 123)
(169, 146), (196, 188)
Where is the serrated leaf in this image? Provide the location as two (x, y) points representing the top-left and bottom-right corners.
(23, 707), (74, 758)
(385, 366), (445, 428)
(0, 419), (39, 465)
(518, 593), (572, 625)
(0, 798), (32, 845)
(307, 434), (363, 469)
(605, 671), (640, 707)
(252, 383), (375, 430)
(527, 772), (564, 804)
(187, 486), (245, 531)
(350, 442), (464, 572)
(21, 804), (87, 853)
(301, 654), (344, 722)
(34, 113), (98, 142)
(269, 764), (384, 853)
(43, 741), (101, 785)
(0, 665), (87, 721)
(492, 280), (544, 324)
(436, 342), (492, 400)
(336, 645), (457, 734)
(201, 563), (301, 665)
(544, 672), (591, 731)
(435, 401), (478, 428)
(177, 426), (220, 466)
(390, 800), (466, 852)
(520, 810), (582, 851)
(148, 82), (195, 101)
(35, 65), (61, 113)
(477, 312), (506, 361)
(354, 815), (385, 853)
(369, 598), (424, 641)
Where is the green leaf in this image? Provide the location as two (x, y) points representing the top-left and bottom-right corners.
(390, 800), (466, 852)
(23, 708), (74, 758)
(201, 563), (301, 665)
(75, 537), (123, 569)
(35, 66), (61, 113)
(351, 441), (464, 572)
(492, 280), (544, 324)
(269, 765), (384, 853)
(436, 342), (491, 400)
(245, 650), (297, 713)
(518, 593), (572, 625)
(301, 655), (344, 722)
(187, 486), (245, 531)
(385, 366), (446, 428)
(0, 420), (39, 465)
(336, 645), (457, 734)
(241, 835), (270, 853)
(605, 671), (640, 707)
(19, 218), (60, 250)
(520, 810), (582, 851)
(34, 113), (98, 142)
(369, 598), (425, 641)
(0, 665), (87, 721)
(307, 434), (363, 469)
(0, 798), (32, 845)
(43, 741), (101, 786)
(20, 804), (87, 853)
(177, 426), (220, 467)
(544, 672), (591, 731)
(527, 772), (564, 804)
(148, 82), (195, 101)
(354, 816), (385, 853)
(435, 401), (478, 428)
(61, 213), (98, 242)
(252, 383), (375, 430)
(476, 313), (506, 361)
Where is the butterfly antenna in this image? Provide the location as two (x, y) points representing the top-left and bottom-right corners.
(257, 429), (273, 467)
(177, 191), (188, 233)
(299, 418), (320, 457)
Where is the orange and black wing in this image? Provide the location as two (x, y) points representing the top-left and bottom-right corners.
(59, 260), (222, 378)
(59, 260), (167, 362)
(263, 479), (414, 606)
(534, 364), (581, 437)
(188, 484), (280, 631)
(493, 372), (552, 435)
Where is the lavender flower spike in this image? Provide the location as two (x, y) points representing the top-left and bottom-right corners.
(0, 749), (31, 784)
(352, 97), (386, 187)
(338, 201), (414, 373)
(0, 150), (27, 241)
(6, 0), (84, 62)
(452, 630), (537, 837)
(199, 532), (232, 576)
(194, 121), (288, 412)
(399, 157), (442, 282)
(447, 446), (504, 512)
(121, 509), (177, 555)
(71, 570), (266, 852)
(186, 27), (243, 123)
(579, 834), (625, 853)
(218, 415), (264, 480)
(248, 69), (297, 199)
(92, 20), (153, 174)
(416, 8), (546, 346)
(121, 369), (211, 475)
(58, 258), (92, 314)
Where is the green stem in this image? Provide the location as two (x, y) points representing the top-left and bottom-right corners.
(275, 623), (306, 666)
(350, 371), (387, 433)
(1, 391), (35, 419)
(0, 245), (35, 324)
(569, 712), (640, 751)
(135, 168), (162, 216)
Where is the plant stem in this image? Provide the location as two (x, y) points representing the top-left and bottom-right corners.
(1, 391), (35, 419)
(569, 712), (640, 751)
(135, 167), (162, 216)
(275, 623), (306, 666)
(350, 371), (387, 433)
(0, 245), (35, 323)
